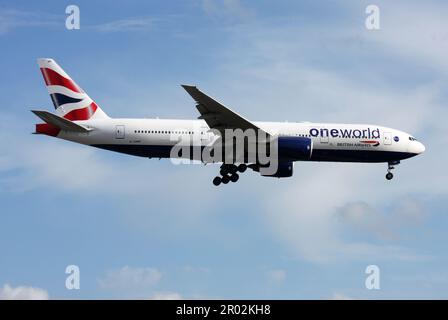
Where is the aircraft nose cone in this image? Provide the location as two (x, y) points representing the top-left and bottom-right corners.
(414, 141), (425, 154)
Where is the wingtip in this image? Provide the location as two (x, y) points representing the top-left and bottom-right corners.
(181, 84), (197, 90)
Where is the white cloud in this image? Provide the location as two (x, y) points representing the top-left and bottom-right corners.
(98, 266), (162, 291)
(0, 9), (58, 34)
(214, 24), (445, 134)
(392, 197), (426, 224)
(201, 0), (253, 21)
(330, 292), (353, 300)
(0, 284), (49, 300)
(97, 267), (206, 299)
(365, 1), (448, 75)
(150, 292), (183, 300)
(266, 269), (286, 285)
(260, 165), (363, 263)
(0, 8), (158, 35)
(259, 163), (434, 263)
(0, 8), (166, 35)
(337, 198), (429, 241)
(183, 265), (211, 274)
(3, 140), (111, 193)
(337, 201), (397, 241)
(92, 17), (154, 32)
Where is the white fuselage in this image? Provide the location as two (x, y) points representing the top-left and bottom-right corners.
(54, 118), (425, 163)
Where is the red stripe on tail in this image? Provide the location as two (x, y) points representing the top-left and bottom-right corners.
(40, 68), (82, 93)
(63, 102), (98, 121)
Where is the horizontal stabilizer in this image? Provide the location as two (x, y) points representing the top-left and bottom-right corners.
(31, 110), (91, 133)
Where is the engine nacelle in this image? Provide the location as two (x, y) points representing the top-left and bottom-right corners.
(277, 136), (312, 161)
(254, 161), (294, 178)
(269, 161), (293, 177)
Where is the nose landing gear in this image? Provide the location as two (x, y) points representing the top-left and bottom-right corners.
(386, 161), (400, 180)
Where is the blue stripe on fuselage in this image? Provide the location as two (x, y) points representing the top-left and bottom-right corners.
(90, 144), (416, 163)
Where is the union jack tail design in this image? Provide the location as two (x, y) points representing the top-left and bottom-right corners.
(37, 58), (109, 121)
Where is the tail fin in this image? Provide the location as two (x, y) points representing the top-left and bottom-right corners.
(37, 58), (109, 121)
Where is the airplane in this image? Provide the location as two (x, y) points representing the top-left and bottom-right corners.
(32, 58), (425, 186)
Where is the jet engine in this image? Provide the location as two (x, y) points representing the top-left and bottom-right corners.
(277, 136), (313, 161)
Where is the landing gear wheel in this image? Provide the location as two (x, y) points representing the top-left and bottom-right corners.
(221, 165), (237, 176)
(385, 161), (399, 181)
(221, 175), (230, 184)
(213, 176), (222, 186)
(230, 173), (239, 183)
(237, 164), (247, 173)
(216, 165), (244, 185)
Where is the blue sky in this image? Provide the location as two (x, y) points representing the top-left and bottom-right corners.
(1, 0), (448, 299)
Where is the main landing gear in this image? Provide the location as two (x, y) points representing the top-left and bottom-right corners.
(213, 164), (247, 186)
(386, 161), (400, 180)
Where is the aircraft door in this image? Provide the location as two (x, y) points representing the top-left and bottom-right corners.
(200, 126), (211, 144)
(320, 127), (329, 144)
(115, 125), (125, 139)
(384, 132), (392, 145)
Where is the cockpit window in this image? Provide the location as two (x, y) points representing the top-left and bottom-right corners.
(409, 136), (418, 141)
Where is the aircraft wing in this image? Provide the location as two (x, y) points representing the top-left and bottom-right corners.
(31, 110), (91, 133)
(181, 85), (270, 138)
